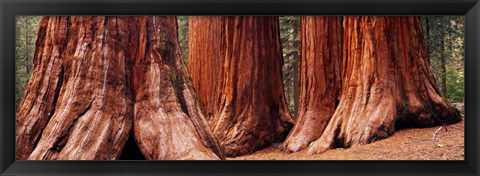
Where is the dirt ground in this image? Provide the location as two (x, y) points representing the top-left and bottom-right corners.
(229, 118), (464, 160)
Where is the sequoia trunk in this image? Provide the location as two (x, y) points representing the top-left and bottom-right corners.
(282, 16), (343, 152)
(187, 16), (225, 122)
(16, 16), (224, 160)
(188, 16), (294, 157)
(17, 16), (133, 160)
(307, 16), (461, 154)
(131, 16), (224, 160)
(215, 16), (294, 157)
(16, 17), (65, 160)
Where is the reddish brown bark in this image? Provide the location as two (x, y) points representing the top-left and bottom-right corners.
(18, 16), (133, 160)
(209, 16), (294, 157)
(188, 16), (294, 157)
(307, 16), (461, 154)
(131, 16), (224, 160)
(16, 17), (66, 160)
(187, 16), (225, 123)
(16, 16), (224, 160)
(281, 16), (343, 152)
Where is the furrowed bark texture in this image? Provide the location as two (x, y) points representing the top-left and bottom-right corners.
(131, 16), (224, 160)
(282, 16), (343, 152)
(20, 16), (133, 160)
(187, 16), (225, 123)
(307, 16), (461, 154)
(17, 16), (224, 160)
(16, 17), (64, 160)
(208, 16), (295, 157)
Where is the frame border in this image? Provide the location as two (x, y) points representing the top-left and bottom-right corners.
(1, 0), (479, 176)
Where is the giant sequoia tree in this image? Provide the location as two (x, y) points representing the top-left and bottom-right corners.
(307, 16), (461, 154)
(16, 16), (224, 160)
(188, 16), (294, 157)
(281, 16), (343, 152)
(187, 16), (225, 122)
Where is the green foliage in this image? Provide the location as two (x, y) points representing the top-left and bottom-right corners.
(446, 66), (464, 102)
(15, 16), (42, 109)
(279, 16), (300, 116)
(422, 16), (464, 103)
(177, 16), (189, 63)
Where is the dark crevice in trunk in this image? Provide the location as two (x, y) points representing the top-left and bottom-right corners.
(48, 67), (64, 122)
(31, 68), (64, 154)
(119, 130), (146, 160)
(170, 69), (189, 116)
(49, 99), (93, 152)
(50, 117), (78, 152)
(331, 124), (344, 149)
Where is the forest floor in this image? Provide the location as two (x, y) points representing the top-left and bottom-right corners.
(229, 117), (465, 160)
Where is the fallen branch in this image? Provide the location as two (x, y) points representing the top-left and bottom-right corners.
(447, 125), (462, 130)
(432, 127), (443, 142)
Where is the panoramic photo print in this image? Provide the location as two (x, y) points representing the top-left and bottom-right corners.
(15, 16), (464, 160)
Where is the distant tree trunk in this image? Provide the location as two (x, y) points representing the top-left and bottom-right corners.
(292, 61), (299, 115)
(282, 16), (343, 152)
(16, 16), (224, 160)
(292, 59), (299, 116)
(308, 16), (461, 154)
(425, 17), (431, 64)
(24, 17), (32, 74)
(187, 16), (225, 123)
(188, 16), (294, 157)
(292, 18), (300, 117)
(440, 35), (447, 96)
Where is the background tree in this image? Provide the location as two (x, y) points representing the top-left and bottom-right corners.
(177, 16), (189, 62)
(422, 16), (464, 103)
(282, 16), (343, 152)
(279, 16), (300, 117)
(307, 16), (461, 154)
(16, 16), (224, 160)
(15, 16), (42, 109)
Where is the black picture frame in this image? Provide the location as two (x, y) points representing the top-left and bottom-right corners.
(1, 0), (479, 175)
